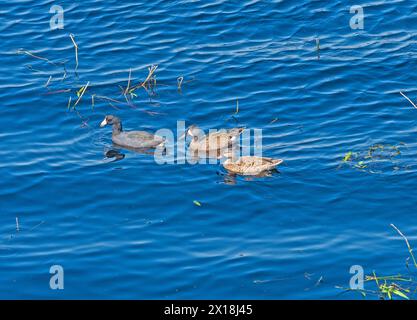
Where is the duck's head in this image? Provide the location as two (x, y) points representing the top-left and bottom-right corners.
(100, 115), (118, 127)
(186, 125), (203, 138)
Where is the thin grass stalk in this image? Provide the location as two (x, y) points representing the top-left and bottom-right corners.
(391, 223), (417, 268)
(69, 34), (79, 71)
(72, 81), (89, 109)
(400, 91), (417, 110)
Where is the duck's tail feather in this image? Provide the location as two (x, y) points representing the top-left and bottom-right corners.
(271, 159), (284, 166)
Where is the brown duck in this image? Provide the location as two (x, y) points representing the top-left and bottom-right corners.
(223, 152), (283, 175)
(186, 125), (244, 154)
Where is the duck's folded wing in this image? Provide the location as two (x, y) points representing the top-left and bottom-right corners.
(235, 158), (259, 171)
(241, 157), (283, 171)
(126, 131), (157, 141)
(199, 134), (228, 150)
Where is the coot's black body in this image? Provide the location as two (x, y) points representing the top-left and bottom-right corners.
(100, 115), (165, 149)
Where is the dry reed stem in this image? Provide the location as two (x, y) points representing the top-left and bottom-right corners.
(129, 65), (158, 92)
(17, 49), (58, 66)
(67, 96), (72, 110)
(91, 94), (96, 109)
(69, 34), (79, 71)
(400, 91), (417, 110)
(124, 68), (132, 95)
(44, 89), (71, 95)
(95, 95), (125, 104)
(108, 102), (121, 110)
(45, 76), (52, 88)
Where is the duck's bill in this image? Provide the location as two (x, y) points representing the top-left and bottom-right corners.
(185, 127), (193, 137)
(100, 118), (107, 127)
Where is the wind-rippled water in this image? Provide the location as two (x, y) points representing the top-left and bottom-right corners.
(1, 0), (417, 299)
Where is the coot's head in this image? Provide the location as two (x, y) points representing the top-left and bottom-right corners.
(100, 115), (119, 127)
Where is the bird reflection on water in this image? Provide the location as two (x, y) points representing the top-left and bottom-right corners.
(217, 168), (281, 185)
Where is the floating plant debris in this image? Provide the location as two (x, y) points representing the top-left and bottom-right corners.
(337, 225), (417, 300)
(72, 81), (90, 109)
(339, 143), (407, 173)
(269, 118), (279, 124)
(193, 200), (202, 207)
(342, 151), (353, 162)
(18, 34), (191, 128)
(17, 48), (61, 66)
(354, 161), (367, 169)
(128, 64), (158, 94)
(362, 271), (412, 300)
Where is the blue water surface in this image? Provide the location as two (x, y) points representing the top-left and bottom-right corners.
(1, 0), (417, 299)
